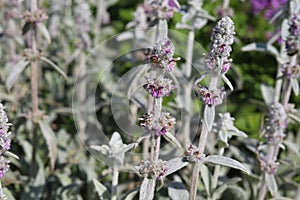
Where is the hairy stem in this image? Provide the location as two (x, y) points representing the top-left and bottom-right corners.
(111, 167), (119, 200)
(258, 175), (267, 200)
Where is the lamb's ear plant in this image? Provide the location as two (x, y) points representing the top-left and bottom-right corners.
(243, 0), (300, 198)
(0, 103), (18, 200)
(187, 16), (249, 200)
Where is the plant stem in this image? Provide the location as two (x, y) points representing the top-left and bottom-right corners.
(0, 181), (4, 199)
(296, 182), (300, 200)
(190, 68), (220, 200)
(258, 175), (267, 200)
(111, 167), (119, 200)
(29, 0), (40, 181)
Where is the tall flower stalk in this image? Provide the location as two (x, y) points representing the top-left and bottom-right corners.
(257, 1), (300, 199)
(189, 16), (235, 200)
(0, 103), (18, 200)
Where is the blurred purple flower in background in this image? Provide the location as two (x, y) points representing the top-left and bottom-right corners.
(251, 0), (288, 19)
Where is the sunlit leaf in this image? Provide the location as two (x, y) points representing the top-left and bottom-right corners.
(200, 164), (211, 196)
(168, 182), (189, 200)
(291, 78), (299, 95)
(38, 119), (58, 171)
(139, 178), (155, 200)
(266, 173), (278, 196)
(204, 155), (249, 174)
(40, 57), (68, 80)
(163, 157), (188, 178)
(6, 58), (29, 90)
(92, 178), (110, 199)
(261, 84), (275, 106)
(163, 132), (182, 149)
(37, 23), (51, 44)
(204, 105), (215, 130)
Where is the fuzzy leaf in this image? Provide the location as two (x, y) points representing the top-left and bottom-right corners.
(40, 57), (68, 80)
(163, 132), (182, 149)
(139, 178), (155, 200)
(163, 157), (189, 178)
(92, 178), (110, 199)
(241, 43), (278, 56)
(291, 78), (299, 95)
(200, 164), (211, 196)
(281, 19), (289, 41)
(204, 105), (215, 131)
(37, 23), (51, 44)
(6, 58), (29, 90)
(204, 155), (249, 174)
(5, 151), (19, 160)
(266, 173), (278, 196)
(261, 84), (275, 105)
(124, 190), (138, 200)
(284, 140), (300, 157)
(222, 74), (234, 91)
(168, 182), (189, 200)
(38, 119), (57, 171)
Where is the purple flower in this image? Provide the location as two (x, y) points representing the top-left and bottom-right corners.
(139, 112), (176, 137)
(195, 85), (225, 106)
(143, 77), (175, 98)
(251, 0), (288, 19)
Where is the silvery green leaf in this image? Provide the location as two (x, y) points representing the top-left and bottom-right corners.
(38, 119), (58, 171)
(200, 164), (211, 196)
(109, 132), (123, 148)
(226, 185), (248, 200)
(194, 72), (208, 86)
(92, 178), (110, 199)
(139, 178), (155, 200)
(204, 155), (249, 174)
(124, 190), (138, 200)
(222, 74), (234, 91)
(116, 32), (134, 41)
(5, 151), (19, 160)
(261, 84), (275, 105)
(241, 43), (279, 56)
(284, 140), (300, 157)
(291, 78), (299, 95)
(289, 113), (300, 123)
(40, 57), (68, 80)
(266, 173), (278, 196)
(37, 23), (51, 44)
(281, 19), (289, 41)
(212, 183), (228, 200)
(6, 58), (29, 90)
(192, 18), (207, 30)
(90, 144), (111, 155)
(168, 182), (189, 200)
(204, 105), (215, 130)
(163, 132), (182, 149)
(219, 130), (228, 145)
(269, 197), (293, 200)
(162, 157), (189, 178)
(3, 187), (15, 200)
(290, 0), (300, 14)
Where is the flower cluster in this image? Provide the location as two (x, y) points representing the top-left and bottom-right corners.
(139, 112), (176, 136)
(143, 77), (175, 98)
(184, 144), (205, 162)
(205, 16), (235, 73)
(194, 85), (225, 106)
(0, 103), (13, 178)
(136, 159), (168, 180)
(281, 62), (300, 79)
(23, 10), (48, 24)
(263, 103), (287, 143)
(251, 0), (288, 19)
(145, 37), (180, 72)
(285, 14), (300, 56)
(259, 157), (279, 175)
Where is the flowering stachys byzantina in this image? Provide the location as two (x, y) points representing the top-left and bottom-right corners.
(207, 16), (235, 73)
(194, 85), (225, 106)
(143, 77), (175, 98)
(136, 159), (168, 180)
(262, 103), (287, 144)
(145, 37), (180, 72)
(0, 103), (17, 178)
(139, 112), (176, 137)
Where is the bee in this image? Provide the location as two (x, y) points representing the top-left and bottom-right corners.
(150, 55), (162, 64)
